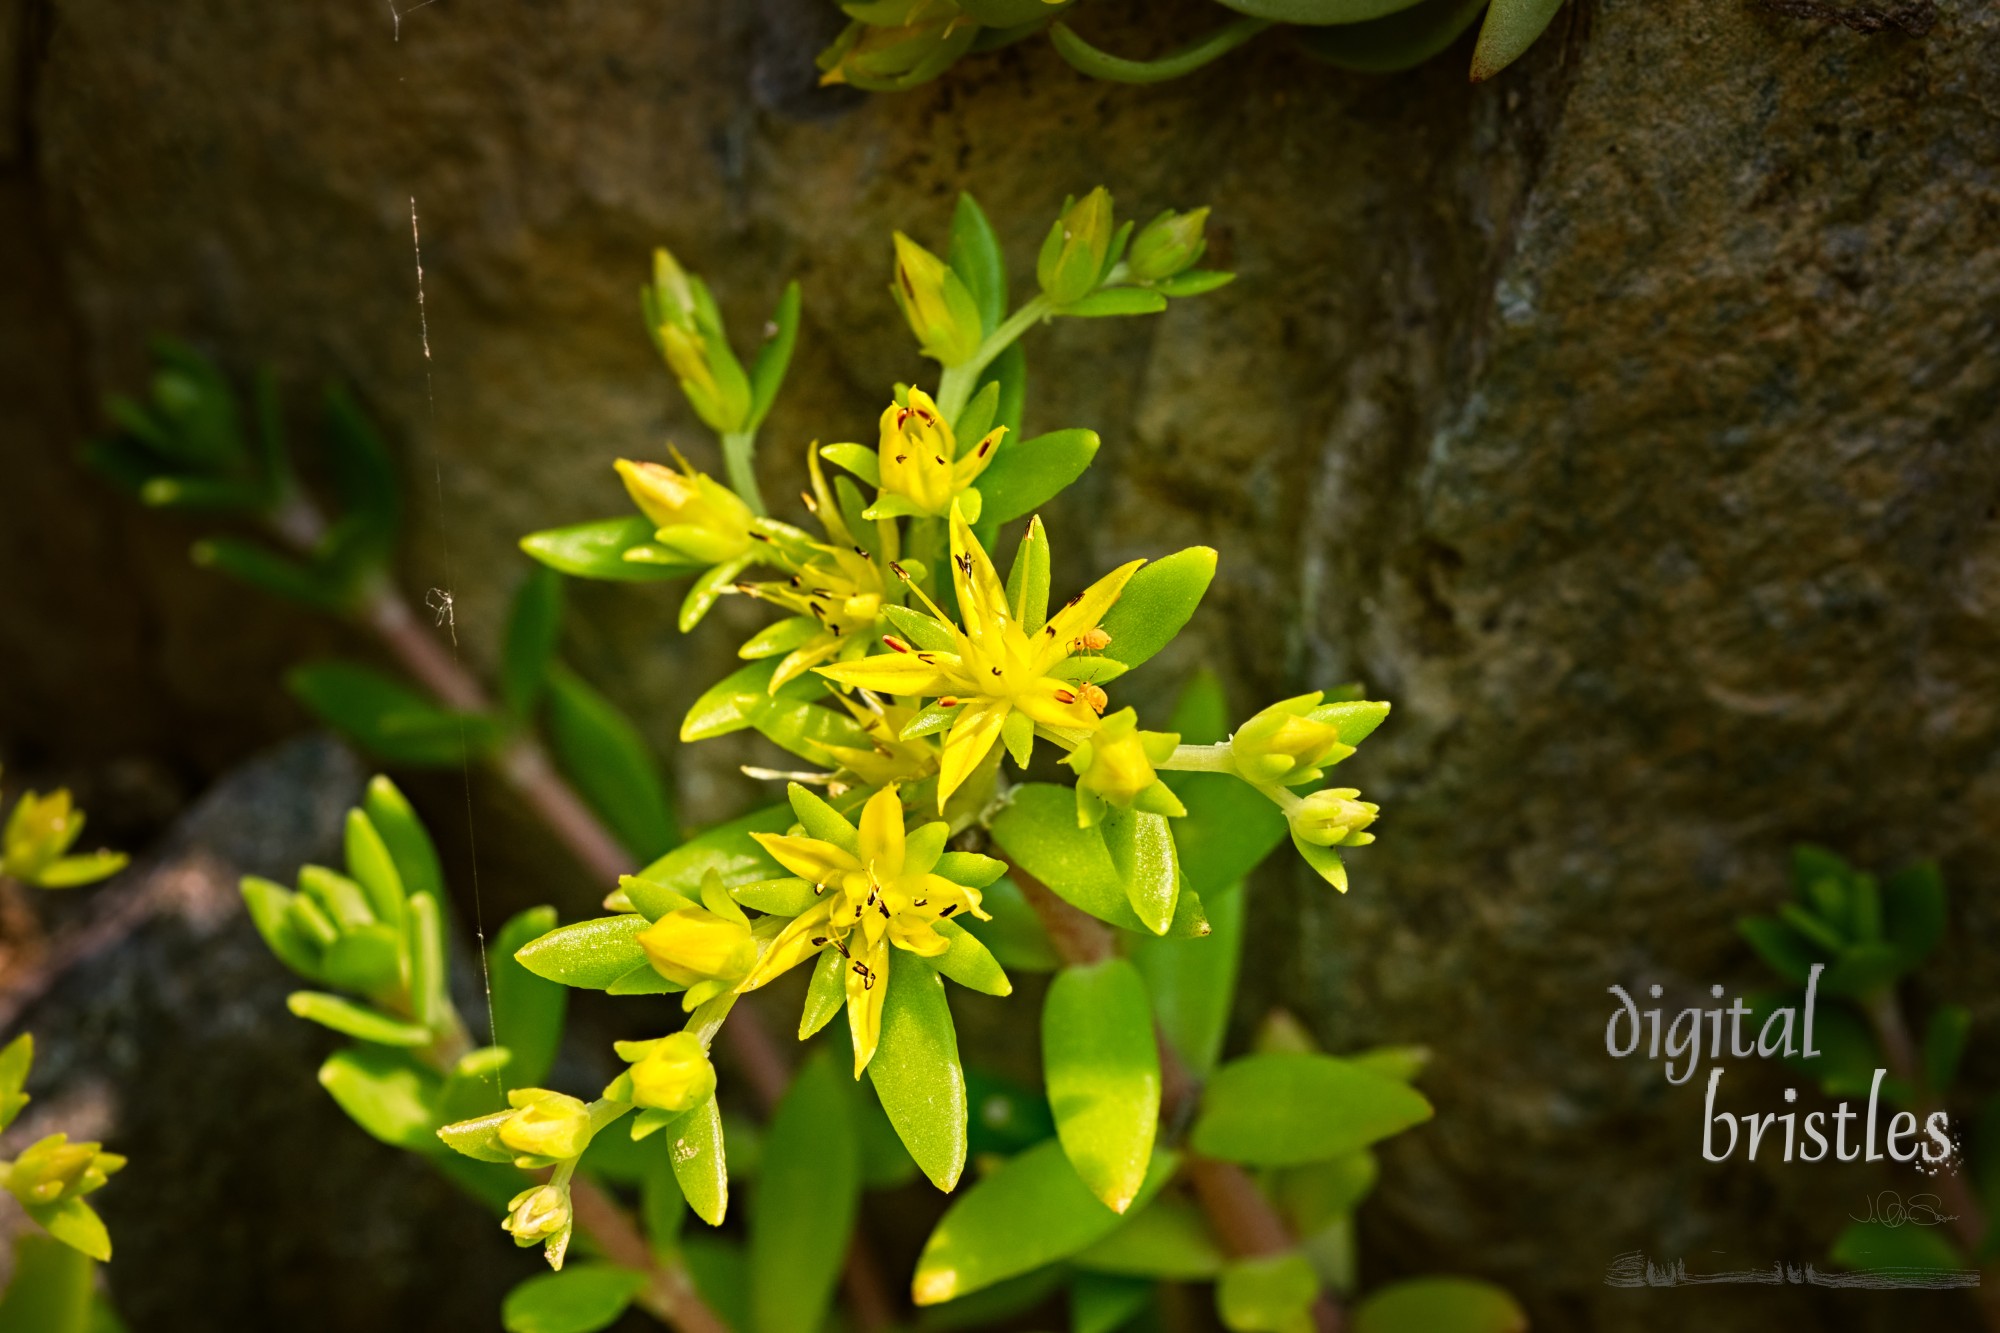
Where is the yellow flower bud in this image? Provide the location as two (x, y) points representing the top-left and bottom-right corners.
(5, 1134), (124, 1208)
(1289, 788), (1379, 848)
(615, 457), (755, 565)
(1128, 207), (1210, 283)
(1067, 709), (1179, 805)
(642, 247), (753, 432)
(502, 1183), (571, 1247)
(1230, 693), (1356, 786)
(497, 1090), (593, 1162)
(2, 789), (81, 880)
(816, 2), (977, 92)
(890, 234), (984, 366)
(1037, 188), (1116, 307)
(624, 1032), (717, 1114)
(637, 905), (758, 1003)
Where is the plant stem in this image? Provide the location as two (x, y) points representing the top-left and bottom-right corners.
(1862, 989), (2000, 1329)
(934, 297), (1053, 422)
(721, 429), (765, 516)
(1157, 743), (1236, 774)
(1001, 858), (1343, 1333)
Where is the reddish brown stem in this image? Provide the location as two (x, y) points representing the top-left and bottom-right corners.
(1863, 990), (2000, 1330)
(568, 1175), (731, 1333)
(1004, 860), (1343, 1333)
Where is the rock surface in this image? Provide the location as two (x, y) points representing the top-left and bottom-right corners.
(1, 738), (529, 1330)
(5, 0), (1999, 1327)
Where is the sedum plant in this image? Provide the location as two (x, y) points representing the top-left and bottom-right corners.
(815, 0), (1563, 92)
(0, 768), (128, 892)
(1741, 848), (2000, 1324)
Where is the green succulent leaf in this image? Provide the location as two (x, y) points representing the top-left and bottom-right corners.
(912, 1139), (1178, 1305)
(1209, 0), (1425, 22)
(1100, 807), (1180, 936)
(513, 915), (652, 990)
(948, 193), (1008, 334)
(1134, 880), (1244, 1079)
(25, 1200), (113, 1266)
(1351, 1277), (1528, 1333)
(976, 429), (1100, 525)
(546, 665), (677, 862)
(289, 661), (502, 767)
(990, 784), (1210, 937)
(1193, 1053), (1433, 1166)
(1043, 959), (1160, 1214)
(317, 1046), (442, 1151)
(1217, 1252), (1320, 1333)
(869, 957), (968, 1192)
(362, 776), (445, 902)
(0, 1034), (33, 1132)
(751, 1052), (860, 1333)
(665, 1095), (730, 1226)
(1468, 0), (1565, 81)
(520, 516), (701, 582)
(957, 876), (1059, 973)
(1097, 547), (1215, 670)
(629, 805), (792, 915)
(1071, 1272), (1154, 1333)
(490, 906), (567, 1088)
(286, 992), (431, 1047)
(502, 566), (566, 717)
(748, 282), (802, 429)
(0, 1232), (97, 1328)
(1075, 1195), (1225, 1279)
(502, 1264), (650, 1333)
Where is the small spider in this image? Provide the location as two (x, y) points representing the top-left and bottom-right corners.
(425, 587), (457, 645)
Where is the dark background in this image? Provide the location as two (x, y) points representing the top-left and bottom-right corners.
(3, 0), (1998, 1328)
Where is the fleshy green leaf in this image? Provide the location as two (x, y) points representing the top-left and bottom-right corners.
(437, 1108), (517, 1163)
(1075, 1195), (1224, 1279)
(1208, 0), (1424, 21)
(1056, 288), (1169, 318)
(1100, 807), (1179, 936)
(520, 516), (700, 582)
(363, 775), (445, 902)
(288, 662), (502, 767)
(1071, 1272), (1154, 1333)
(317, 1046), (442, 1151)
(1133, 880), (1244, 1078)
(1050, 15), (1271, 84)
(748, 282), (801, 429)
(491, 906), (567, 1088)
(958, 876), (1059, 973)
(934, 919), (1013, 996)
(502, 566), (566, 716)
(546, 666), (677, 862)
(1043, 959), (1160, 1213)
(513, 915), (652, 990)
(286, 992), (431, 1047)
(976, 429), (1100, 525)
(948, 193), (1007, 334)
(0, 1232), (95, 1330)
(912, 1139), (1178, 1305)
(665, 1095), (729, 1226)
(0, 1034), (34, 1131)
(1738, 916), (1826, 987)
(629, 805), (791, 915)
(990, 784), (1211, 938)
(800, 947), (847, 1039)
(1217, 1252), (1319, 1333)
(24, 1200), (112, 1266)
(751, 1052), (860, 1333)
(1468, 0), (1564, 81)
(343, 809), (406, 928)
(502, 1264), (650, 1333)
(240, 877), (324, 982)
(1350, 1277), (1529, 1333)
(869, 957), (967, 1193)
(1097, 547), (1215, 670)
(1193, 1053), (1433, 1166)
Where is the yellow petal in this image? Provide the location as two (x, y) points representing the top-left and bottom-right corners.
(770, 636), (843, 692)
(749, 832), (860, 885)
(937, 700), (1009, 811)
(817, 653), (955, 696)
(947, 503), (1012, 643)
(889, 914), (951, 957)
(739, 901), (834, 992)
(1039, 559), (1145, 672)
(1013, 678), (1104, 732)
(857, 784), (907, 881)
(918, 873), (988, 922)
(846, 940), (891, 1077)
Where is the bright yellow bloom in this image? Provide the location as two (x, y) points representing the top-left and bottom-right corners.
(737, 541), (890, 689)
(741, 785), (988, 1076)
(817, 505), (1141, 810)
(615, 453), (755, 565)
(873, 389), (1003, 519)
(816, 695), (942, 792)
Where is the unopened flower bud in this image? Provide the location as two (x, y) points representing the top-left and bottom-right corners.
(643, 247), (752, 432)
(5, 1134), (124, 1208)
(1128, 207), (1210, 283)
(1066, 709), (1183, 826)
(1289, 788), (1379, 848)
(497, 1090), (593, 1162)
(1037, 188), (1116, 307)
(1230, 693), (1359, 786)
(637, 905), (758, 1010)
(816, 4), (977, 92)
(615, 456), (755, 565)
(623, 1032), (717, 1114)
(890, 234), (984, 366)
(502, 1183), (572, 1247)
(2, 789), (82, 880)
